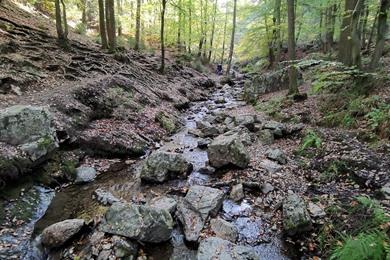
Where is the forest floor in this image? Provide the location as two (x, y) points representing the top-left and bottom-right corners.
(0, 1), (390, 260)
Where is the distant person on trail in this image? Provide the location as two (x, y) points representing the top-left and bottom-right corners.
(216, 64), (223, 75)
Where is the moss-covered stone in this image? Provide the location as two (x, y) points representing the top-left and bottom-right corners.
(155, 111), (178, 134)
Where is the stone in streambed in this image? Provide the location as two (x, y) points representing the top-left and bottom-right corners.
(75, 166), (97, 184)
(100, 203), (173, 243)
(230, 183), (245, 202)
(41, 219), (85, 248)
(140, 151), (193, 183)
(210, 218), (238, 242)
(149, 196), (177, 214)
(197, 237), (258, 260)
(196, 121), (220, 137)
(93, 188), (120, 205)
(207, 133), (250, 169)
(283, 194), (311, 236)
(266, 148), (287, 165)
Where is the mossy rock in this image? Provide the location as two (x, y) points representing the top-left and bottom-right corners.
(155, 111), (179, 134)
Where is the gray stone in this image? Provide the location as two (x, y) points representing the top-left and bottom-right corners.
(263, 121), (286, 138)
(197, 237), (258, 260)
(283, 194), (311, 236)
(234, 115), (256, 131)
(75, 166), (97, 183)
(112, 235), (138, 259)
(41, 219), (85, 248)
(196, 121), (220, 137)
(100, 203), (173, 243)
(259, 159), (282, 174)
(149, 196), (177, 214)
(207, 133), (250, 169)
(266, 148), (287, 165)
(215, 96), (226, 104)
(93, 188), (120, 205)
(261, 183), (274, 194)
(224, 127), (252, 146)
(197, 138), (212, 149)
(230, 183), (245, 202)
(177, 185), (225, 242)
(307, 202), (326, 218)
(257, 129), (274, 145)
(210, 218), (238, 242)
(199, 166), (216, 175)
(380, 183), (390, 200)
(140, 151), (193, 183)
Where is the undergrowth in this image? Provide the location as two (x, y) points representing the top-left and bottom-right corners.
(319, 196), (390, 259)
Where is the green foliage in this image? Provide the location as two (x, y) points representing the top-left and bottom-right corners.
(319, 160), (347, 183)
(299, 130), (322, 152)
(254, 96), (283, 118)
(365, 103), (390, 138)
(75, 23), (87, 35)
(330, 232), (389, 260)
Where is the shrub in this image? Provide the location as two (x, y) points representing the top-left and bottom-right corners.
(299, 130), (322, 152)
(75, 23), (87, 35)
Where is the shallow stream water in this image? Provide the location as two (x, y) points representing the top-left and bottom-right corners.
(1, 82), (291, 259)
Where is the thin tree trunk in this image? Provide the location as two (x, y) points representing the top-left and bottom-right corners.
(106, 0), (116, 51)
(98, 0), (108, 49)
(207, 0), (217, 62)
(220, 4), (228, 64)
(60, 0), (68, 39)
(177, 0), (182, 49)
(198, 0), (204, 56)
(188, 0), (192, 53)
(274, 0), (282, 63)
(369, 0), (389, 69)
(160, 0), (167, 73)
(287, 0), (298, 95)
(226, 0), (237, 76)
(202, 0), (209, 59)
(55, 0), (64, 42)
(367, 7), (380, 50)
(135, 0), (141, 50)
(81, 0), (87, 25)
(361, 3), (369, 45)
(117, 0), (122, 36)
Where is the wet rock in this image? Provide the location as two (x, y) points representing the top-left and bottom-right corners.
(266, 148), (287, 165)
(196, 121), (220, 137)
(215, 96), (226, 104)
(224, 127), (252, 146)
(257, 129), (274, 145)
(41, 219), (85, 248)
(263, 121), (286, 138)
(259, 159), (282, 174)
(140, 151), (193, 183)
(208, 133), (250, 169)
(75, 166), (97, 184)
(177, 185), (225, 242)
(197, 237), (258, 260)
(230, 183), (245, 202)
(210, 218), (238, 242)
(199, 166), (216, 175)
(112, 235), (138, 259)
(0, 105), (58, 183)
(149, 196), (177, 214)
(100, 203), (173, 243)
(261, 183), (274, 194)
(283, 194), (311, 236)
(197, 138), (212, 149)
(155, 111), (181, 134)
(93, 188), (120, 205)
(234, 115), (256, 132)
(192, 77), (216, 89)
(307, 202), (326, 218)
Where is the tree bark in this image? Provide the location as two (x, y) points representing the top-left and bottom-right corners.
(188, 0), (192, 53)
(369, 0), (389, 69)
(338, 0), (365, 67)
(55, 0), (64, 42)
(117, 0), (122, 36)
(274, 0), (282, 63)
(226, 0), (237, 76)
(106, 0), (116, 52)
(207, 0), (218, 62)
(60, 0), (68, 39)
(98, 0), (108, 49)
(160, 0), (167, 73)
(287, 0), (298, 95)
(135, 0), (141, 50)
(220, 4), (228, 64)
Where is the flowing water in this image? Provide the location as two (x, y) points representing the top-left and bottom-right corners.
(1, 82), (291, 259)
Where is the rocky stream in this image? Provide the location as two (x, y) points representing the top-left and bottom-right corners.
(0, 76), (313, 260)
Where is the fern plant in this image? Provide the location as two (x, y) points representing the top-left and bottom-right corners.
(299, 130), (322, 152)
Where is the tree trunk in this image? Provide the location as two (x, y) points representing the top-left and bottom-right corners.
(287, 0), (298, 95)
(160, 0), (167, 73)
(81, 0), (87, 25)
(202, 0), (209, 60)
(117, 0), (122, 36)
(366, 8), (380, 50)
(55, 0), (64, 42)
(360, 3), (369, 46)
(226, 0), (237, 76)
(338, 0), (365, 67)
(369, 0), (389, 69)
(197, 0), (204, 57)
(135, 0), (141, 50)
(274, 0), (282, 63)
(207, 0), (217, 62)
(188, 0), (192, 53)
(220, 4), (228, 64)
(106, 0), (116, 52)
(177, 0), (182, 50)
(98, 0), (108, 49)
(60, 0), (68, 39)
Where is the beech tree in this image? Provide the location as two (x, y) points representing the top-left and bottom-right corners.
(135, 0), (141, 50)
(369, 0), (389, 69)
(160, 0), (168, 73)
(98, 0), (108, 49)
(287, 0), (298, 95)
(226, 0), (237, 75)
(55, 0), (68, 44)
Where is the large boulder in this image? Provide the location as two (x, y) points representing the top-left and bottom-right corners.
(75, 166), (97, 184)
(140, 151), (193, 183)
(41, 219), (85, 248)
(197, 237), (258, 260)
(149, 196), (177, 214)
(283, 194), (312, 236)
(0, 105), (58, 183)
(196, 121), (220, 137)
(207, 133), (250, 169)
(177, 185), (225, 242)
(99, 203), (173, 243)
(210, 218), (238, 242)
